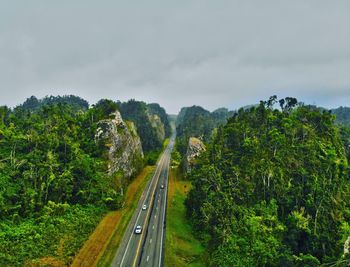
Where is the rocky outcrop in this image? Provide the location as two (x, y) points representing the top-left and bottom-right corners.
(147, 111), (165, 143)
(95, 111), (144, 180)
(344, 236), (350, 255)
(184, 137), (206, 172)
(118, 100), (171, 152)
(147, 103), (172, 138)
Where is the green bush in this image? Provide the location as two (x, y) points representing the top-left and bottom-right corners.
(0, 204), (106, 266)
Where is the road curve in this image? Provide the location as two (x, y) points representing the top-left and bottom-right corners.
(112, 135), (175, 267)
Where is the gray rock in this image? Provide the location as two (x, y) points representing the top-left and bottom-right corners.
(95, 111), (144, 181)
(184, 137), (206, 172)
(344, 236), (350, 255)
(147, 111), (165, 144)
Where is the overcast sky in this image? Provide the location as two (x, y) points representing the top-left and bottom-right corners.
(0, 1), (349, 113)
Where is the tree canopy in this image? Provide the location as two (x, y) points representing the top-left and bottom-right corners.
(332, 106), (350, 125)
(176, 105), (233, 156)
(186, 97), (350, 266)
(118, 99), (170, 152)
(0, 95), (170, 265)
(18, 95), (89, 112)
(0, 102), (123, 220)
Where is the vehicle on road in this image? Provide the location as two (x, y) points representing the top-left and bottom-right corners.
(160, 184), (165, 189)
(142, 204), (147, 210)
(134, 225), (142, 234)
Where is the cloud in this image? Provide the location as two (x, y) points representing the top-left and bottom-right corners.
(0, 0), (349, 113)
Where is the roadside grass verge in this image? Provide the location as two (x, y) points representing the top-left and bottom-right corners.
(165, 167), (206, 267)
(163, 138), (170, 149)
(72, 166), (154, 267)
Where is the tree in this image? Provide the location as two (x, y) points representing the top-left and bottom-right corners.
(186, 97), (350, 265)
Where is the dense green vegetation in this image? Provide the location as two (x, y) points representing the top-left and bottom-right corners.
(18, 95), (89, 112)
(332, 106), (350, 125)
(118, 99), (171, 153)
(147, 103), (172, 137)
(0, 99), (121, 265)
(0, 204), (105, 266)
(5, 93), (350, 266)
(176, 106), (232, 156)
(0, 96), (169, 265)
(165, 167), (205, 267)
(339, 125), (350, 164)
(211, 107), (235, 126)
(185, 96), (350, 266)
(1, 98), (127, 215)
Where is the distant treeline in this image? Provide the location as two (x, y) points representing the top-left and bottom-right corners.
(332, 106), (350, 125)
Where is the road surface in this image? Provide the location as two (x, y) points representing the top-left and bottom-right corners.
(112, 136), (175, 267)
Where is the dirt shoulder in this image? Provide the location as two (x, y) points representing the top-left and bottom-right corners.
(72, 166), (154, 267)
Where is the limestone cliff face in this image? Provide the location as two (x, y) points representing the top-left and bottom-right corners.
(344, 236), (350, 255)
(184, 137), (206, 172)
(95, 111), (144, 180)
(147, 111), (165, 144)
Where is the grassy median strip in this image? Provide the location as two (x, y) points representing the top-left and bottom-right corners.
(165, 167), (205, 267)
(72, 166), (155, 267)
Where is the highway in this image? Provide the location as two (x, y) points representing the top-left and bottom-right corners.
(112, 135), (175, 267)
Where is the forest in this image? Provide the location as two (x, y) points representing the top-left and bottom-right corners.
(175, 105), (233, 156)
(331, 107), (350, 126)
(3, 93), (350, 266)
(183, 96), (350, 266)
(0, 95), (170, 265)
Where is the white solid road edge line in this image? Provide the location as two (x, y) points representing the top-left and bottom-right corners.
(119, 154), (166, 267)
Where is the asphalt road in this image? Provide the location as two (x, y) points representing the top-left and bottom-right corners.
(112, 136), (175, 267)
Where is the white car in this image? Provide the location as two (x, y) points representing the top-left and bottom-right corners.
(134, 225), (142, 234)
(142, 204), (147, 210)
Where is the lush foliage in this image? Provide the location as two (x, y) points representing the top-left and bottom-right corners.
(0, 204), (105, 266)
(211, 107), (235, 125)
(176, 106), (232, 156)
(339, 125), (350, 164)
(0, 98), (125, 265)
(18, 95), (89, 112)
(119, 99), (170, 152)
(0, 95), (170, 265)
(147, 103), (172, 137)
(0, 100), (123, 220)
(186, 97), (350, 266)
(165, 168), (205, 267)
(332, 106), (350, 125)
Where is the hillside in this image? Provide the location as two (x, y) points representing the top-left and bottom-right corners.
(185, 97), (350, 266)
(0, 96), (169, 265)
(18, 95), (89, 112)
(175, 105), (233, 156)
(118, 99), (171, 153)
(332, 106), (350, 125)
